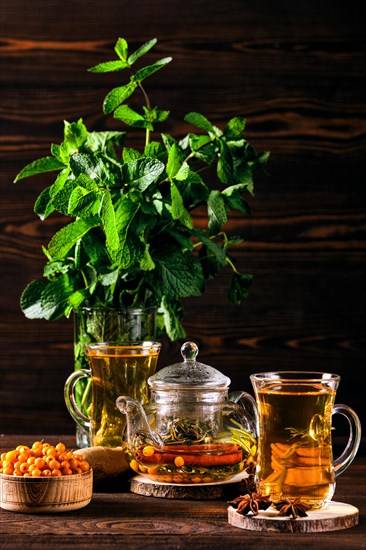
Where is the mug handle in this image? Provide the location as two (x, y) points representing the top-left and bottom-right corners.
(64, 369), (91, 432)
(333, 403), (361, 477)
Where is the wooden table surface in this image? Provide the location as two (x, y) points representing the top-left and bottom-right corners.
(0, 435), (365, 549)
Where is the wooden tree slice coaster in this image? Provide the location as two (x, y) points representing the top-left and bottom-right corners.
(228, 501), (359, 533)
(130, 474), (239, 499)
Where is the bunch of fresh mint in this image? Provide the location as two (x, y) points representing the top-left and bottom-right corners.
(15, 38), (269, 340)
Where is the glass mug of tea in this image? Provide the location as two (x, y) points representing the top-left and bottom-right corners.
(64, 341), (161, 447)
(247, 371), (361, 510)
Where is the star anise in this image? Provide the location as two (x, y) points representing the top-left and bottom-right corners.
(273, 497), (310, 519)
(237, 462), (257, 495)
(228, 492), (272, 516)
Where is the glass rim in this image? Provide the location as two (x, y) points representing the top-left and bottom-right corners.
(250, 371), (340, 382)
(85, 340), (161, 350)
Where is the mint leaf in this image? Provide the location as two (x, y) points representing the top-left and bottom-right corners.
(166, 143), (183, 178)
(217, 140), (234, 184)
(48, 217), (100, 260)
(140, 245), (155, 271)
(228, 272), (253, 304)
(100, 189), (120, 255)
(184, 112), (214, 132)
(63, 119), (87, 151)
(144, 141), (166, 160)
(88, 60), (129, 73)
(222, 184), (252, 214)
(34, 187), (55, 220)
(223, 117), (246, 140)
(207, 190), (227, 234)
(70, 153), (108, 182)
(128, 38), (157, 65)
(122, 148), (143, 163)
(114, 37), (128, 61)
(133, 57), (172, 82)
(114, 104), (154, 130)
(121, 157), (164, 191)
(159, 296), (186, 340)
(194, 230), (227, 267)
(103, 81), (138, 114)
(14, 156), (65, 182)
(156, 247), (204, 298)
(20, 280), (48, 319)
(40, 274), (77, 320)
(84, 131), (125, 153)
(170, 181), (193, 228)
(68, 188), (101, 217)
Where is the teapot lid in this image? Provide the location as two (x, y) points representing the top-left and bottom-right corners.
(148, 341), (231, 390)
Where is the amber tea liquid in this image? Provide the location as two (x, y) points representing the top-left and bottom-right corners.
(256, 382), (336, 509)
(87, 347), (160, 447)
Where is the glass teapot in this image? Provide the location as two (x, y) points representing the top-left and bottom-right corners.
(116, 341), (257, 484)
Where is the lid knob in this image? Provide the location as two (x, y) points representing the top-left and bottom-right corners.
(181, 341), (199, 362)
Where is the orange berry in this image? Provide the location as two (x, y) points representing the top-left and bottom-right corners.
(60, 460), (70, 469)
(69, 458), (79, 470)
(35, 457), (46, 469)
(55, 443), (66, 454)
(41, 469), (52, 476)
(5, 450), (19, 464)
(174, 456), (185, 467)
(3, 465), (14, 475)
(48, 459), (61, 470)
(31, 468), (42, 477)
(51, 469), (62, 477)
(27, 456), (36, 465)
(142, 446), (155, 457)
(61, 468), (73, 475)
(79, 460), (90, 472)
(20, 463), (29, 474)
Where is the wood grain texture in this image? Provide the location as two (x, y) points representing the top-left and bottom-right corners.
(0, 0), (365, 438)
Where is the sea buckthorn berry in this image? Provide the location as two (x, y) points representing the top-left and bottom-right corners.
(79, 460), (90, 472)
(130, 459), (140, 473)
(49, 459), (61, 470)
(55, 443), (66, 454)
(1, 441), (89, 477)
(20, 463), (29, 474)
(69, 458), (79, 470)
(174, 456), (185, 467)
(35, 457), (46, 469)
(5, 450), (19, 464)
(142, 445), (155, 457)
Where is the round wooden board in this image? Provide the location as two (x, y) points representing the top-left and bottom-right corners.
(227, 501), (359, 533)
(130, 473), (244, 500)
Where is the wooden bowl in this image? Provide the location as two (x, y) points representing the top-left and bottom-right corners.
(0, 469), (93, 513)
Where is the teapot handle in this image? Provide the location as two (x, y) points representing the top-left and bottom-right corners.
(229, 390), (259, 438)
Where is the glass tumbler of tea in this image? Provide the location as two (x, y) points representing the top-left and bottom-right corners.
(250, 371), (361, 510)
(64, 341), (161, 447)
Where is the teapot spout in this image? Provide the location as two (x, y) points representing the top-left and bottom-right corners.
(116, 395), (163, 447)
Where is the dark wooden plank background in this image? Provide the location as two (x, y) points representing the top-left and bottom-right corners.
(1, 0), (365, 444)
